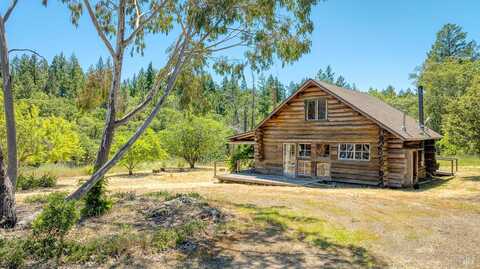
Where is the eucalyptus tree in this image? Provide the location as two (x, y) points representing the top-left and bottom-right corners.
(61, 0), (319, 209)
(0, 0), (18, 228)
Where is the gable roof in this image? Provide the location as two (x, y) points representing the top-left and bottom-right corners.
(249, 79), (442, 141)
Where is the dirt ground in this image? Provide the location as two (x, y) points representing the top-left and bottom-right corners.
(11, 166), (480, 268)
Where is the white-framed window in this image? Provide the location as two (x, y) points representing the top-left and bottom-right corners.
(305, 98), (327, 121)
(298, 144), (311, 158)
(338, 143), (370, 161)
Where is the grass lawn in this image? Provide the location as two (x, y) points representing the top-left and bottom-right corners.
(5, 161), (480, 268)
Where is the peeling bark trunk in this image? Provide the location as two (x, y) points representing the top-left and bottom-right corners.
(66, 36), (188, 201)
(0, 15), (17, 186)
(0, 146), (16, 228)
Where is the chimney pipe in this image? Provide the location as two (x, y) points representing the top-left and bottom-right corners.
(418, 86), (424, 131)
(401, 112), (406, 132)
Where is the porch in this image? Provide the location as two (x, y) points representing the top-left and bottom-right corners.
(215, 172), (332, 188)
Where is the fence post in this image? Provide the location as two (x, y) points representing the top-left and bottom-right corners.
(214, 161), (217, 177)
(451, 159), (454, 175)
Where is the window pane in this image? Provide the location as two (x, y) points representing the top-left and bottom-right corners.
(363, 144), (370, 152)
(362, 152), (370, 160)
(347, 151), (354, 159)
(307, 100), (316, 120)
(346, 144), (354, 151)
(340, 144), (346, 151)
(339, 152), (346, 159)
(355, 152), (362, 160)
(317, 99), (326, 120)
(355, 144), (362, 151)
(305, 144), (311, 157)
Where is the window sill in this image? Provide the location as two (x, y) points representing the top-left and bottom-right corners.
(305, 119), (328, 122)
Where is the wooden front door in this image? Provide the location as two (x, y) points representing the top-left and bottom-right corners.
(283, 143), (296, 177)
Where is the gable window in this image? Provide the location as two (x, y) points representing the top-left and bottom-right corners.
(298, 144), (311, 158)
(338, 143), (370, 161)
(305, 98), (327, 121)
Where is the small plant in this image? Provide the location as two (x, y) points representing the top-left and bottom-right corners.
(112, 191), (137, 201)
(37, 174), (57, 188)
(81, 179), (113, 218)
(24, 192), (68, 204)
(0, 237), (27, 269)
(151, 220), (206, 251)
(176, 160), (185, 169)
(151, 228), (178, 251)
(226, 145), (254, 173)
(16, 174), (58, 190)
(31, 193), (79, 264)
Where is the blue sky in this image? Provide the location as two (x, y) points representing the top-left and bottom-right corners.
(4, 0), (480, 91)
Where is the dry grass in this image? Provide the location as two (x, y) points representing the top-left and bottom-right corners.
(7, 165), (480, 268)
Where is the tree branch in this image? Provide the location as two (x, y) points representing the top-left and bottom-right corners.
(115, 35), (183, 126)
(66, 28), (192, 201)
(123, 0), (166, 46)
(4, 0), (18, 23)
(8, 48), (46, 60)
(83, 0), (116, 57)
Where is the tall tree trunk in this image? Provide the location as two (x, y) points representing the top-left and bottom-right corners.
(0, 146), (16, 228)
(84, 0), (126, 215)
(0, 15), (17, 186)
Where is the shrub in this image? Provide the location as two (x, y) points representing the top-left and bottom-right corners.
(31, 193), (79, 264)
(151, 228), (178, 251)
(0, 237), (27, 269)
(151, 220), (206, 252)
(37, 174), (57, 188)
(226, 145), (254, 173)
(24, 192), (68, 204)
(81, 179), (112, 218)
(16, 174), (57, 190)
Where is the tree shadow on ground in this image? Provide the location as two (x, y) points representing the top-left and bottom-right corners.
(177, 204), (387, 269)
(461, 176), (480, 182)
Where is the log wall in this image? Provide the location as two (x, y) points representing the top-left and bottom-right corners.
(255, 86), (382, 184)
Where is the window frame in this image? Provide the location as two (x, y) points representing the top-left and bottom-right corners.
(338, 143), (370, 161)
(298, 143), (312, 159)
(305, 98), (327, 121)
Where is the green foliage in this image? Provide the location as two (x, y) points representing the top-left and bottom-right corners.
(82, 179), (112, 218)
(227, 145), (254, 173)
(31, 193), (79, 262)
(24, 192), (69, 205)
(441, 76), (480, 154)
(151, 220), (206, 251)
(113, 128), (168, 175)
(0, 237), (27, 269)
(368, 86), (419, 119)
(160, 115), (229, 168)
(418, 59), (480, 132)
(0, 96), (84, 167)
(16, 174), (58, 190)
(426, 23), (478, 62)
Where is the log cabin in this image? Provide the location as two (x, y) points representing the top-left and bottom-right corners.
(227, 79), (442, 188)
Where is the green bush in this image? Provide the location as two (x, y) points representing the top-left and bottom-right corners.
(16, 174), (57, 190)
(31, 193), (79, 263)
(81, 179), (112, 218)
(151, 228), (178, 251)
(226, 145), (254, 173)
(151, 220), (206, 252)
(0, 237), (27, 269)
(24, 192), (68, 204)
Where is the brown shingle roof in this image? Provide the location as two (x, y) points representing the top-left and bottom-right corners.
(237, 79), (441, 142)
(313, 80), (441, 141)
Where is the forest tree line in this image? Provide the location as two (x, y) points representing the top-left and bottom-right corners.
(1, 23), (479, 174)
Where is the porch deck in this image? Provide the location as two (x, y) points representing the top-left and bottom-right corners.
(215, 172), (331, 187)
